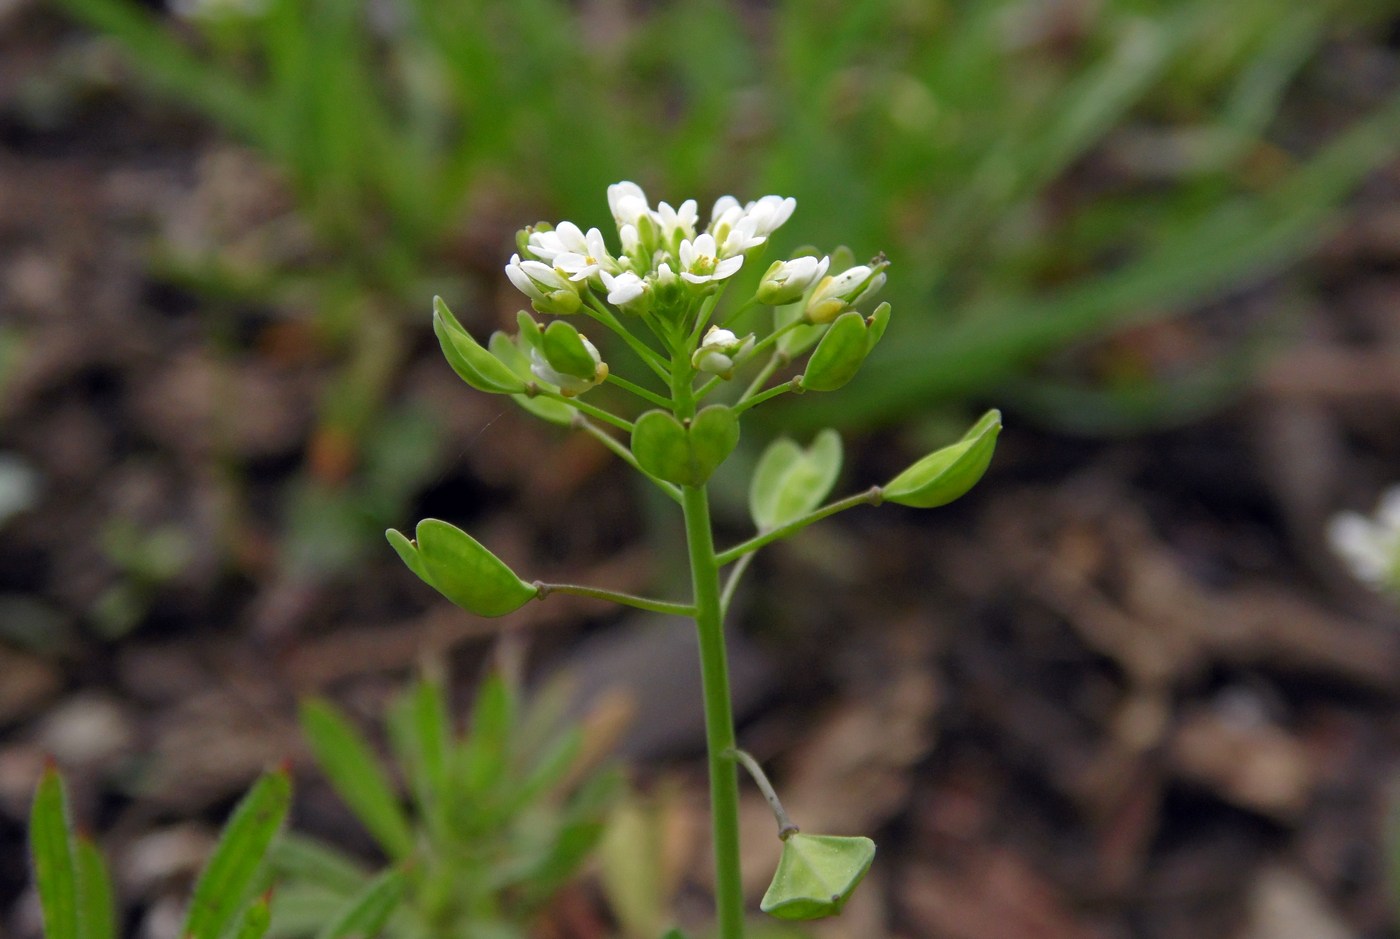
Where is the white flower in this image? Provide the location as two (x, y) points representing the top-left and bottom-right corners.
(608, 181), (652, 230)
(656, 199), (698, 245)
(678, 233), (744, 285)
(716, 218), (765, 258)
(552, 224), (617, 282)
(1328, 487), (1400, 592)
(601, 270), (652, 314)
(530, 335), (606, 396)
(706, 193), (796, 254)
(505, 253), (581, 314)
(691, 325), (753, 378)
(744, 195), (797, 237)
(757, 255), (830, 306)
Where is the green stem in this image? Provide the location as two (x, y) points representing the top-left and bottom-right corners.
(732, 377), (800, 415)
(575, 417), (681, 503)
(533, 387), (633, 432)
(583, 292), (672, 380)
(605, 373), (674, 409)
(730, 749), (798, 839)
(719, 551), (754, 617)
(681, 483), (745, 939)
(716, 486), (883, 566)
(533, 581), (694, 617)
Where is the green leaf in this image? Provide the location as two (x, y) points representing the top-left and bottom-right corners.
(182, 768), (292, 939)
(76, 835), (116, 939)
(883, 409), (1002, 509)
(386, 676), (452, 843)
(315, 868), (406, 939)
(412, 519), (539, 617)
(30, 765), (80, 939)
(300, 700), (415, 860)
(542, 320), (599, 380)
(433, 296), (527, 395)
(760, 833), (876, 921)
(631, 406), (740, 487)
(749, 430), (843, 531)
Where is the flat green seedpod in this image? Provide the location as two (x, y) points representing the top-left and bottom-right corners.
(388, 519), (538, 617)
(631, 406), (739, 487)
(488, 331), (575, 425)
(760, 833), (876, 921)
(884, 409), (1001, 509)
(801, 311), (869, 392)
(749, 430), (842, 531)
(433, 297), (527, 395)
(543, 320), (599, 380)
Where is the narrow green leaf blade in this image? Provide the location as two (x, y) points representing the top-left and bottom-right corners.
(231, 892), (273, 939)
(76, 834), (116, 939)
(300, 699), (415, 859)
(29, 765), (80, 939)
(315, 867), (406, 939)
(182, 768), (292, 939)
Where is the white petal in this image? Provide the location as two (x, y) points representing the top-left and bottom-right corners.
(714, 256), (744, 280)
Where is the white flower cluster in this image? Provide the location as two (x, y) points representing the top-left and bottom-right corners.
(506, 181), (797, 316)
(1328, 486), (1400, 594)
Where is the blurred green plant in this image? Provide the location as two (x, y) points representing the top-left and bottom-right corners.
(270, 670), (620, 938)
(52, 0), (1400, 438)
(29, 763), (291, 939)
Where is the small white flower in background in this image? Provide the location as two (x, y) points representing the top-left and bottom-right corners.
(530, 335), (607, 396)
(757, 255), (830, 306)
(678, 234), (744, 285)
(691, 326), (754, 379)
(1328, 487), (1400, 593)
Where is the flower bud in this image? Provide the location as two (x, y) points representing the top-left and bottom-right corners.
(691, 325), (754, 379)
(803, 260), (888, 324)
(757, 255), (830, 306)
(504, 253), (582, 315)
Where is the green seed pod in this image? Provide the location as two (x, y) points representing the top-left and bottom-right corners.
(801, 312), (868, 391)
(432, 297), (527, 395)
(760, 833), (876, 921)
(883, 409), (1001, 509)
(630, 406), (740, 487)
(385, 520), (538, 617)
(749, 430), (843, 531)
(543, 321), (603, 380)
(487, 331), (575, 426)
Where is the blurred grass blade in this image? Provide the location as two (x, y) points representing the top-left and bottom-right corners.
(316, 867), (406, 939)
(76, 834), (116, 939)
(269, 834), (369, 896)
(231, 893), (273, 939)
(29, 765), (80, 939)
(386, 676), (451, 842)
(808, 85), (1400, 428)
(300, 699), (415, 859)
(182, 767), (292, 939)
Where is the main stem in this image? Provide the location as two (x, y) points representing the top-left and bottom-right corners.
(682, 483), (745, 939)
(672, 336), (744, 939)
